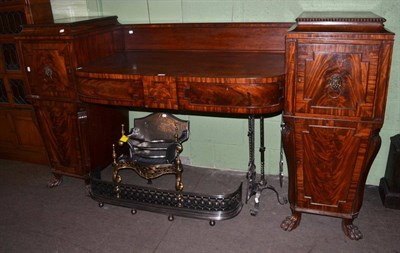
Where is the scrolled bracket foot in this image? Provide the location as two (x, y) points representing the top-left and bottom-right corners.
(342, 219), (363, 240)
(280, 212), (301, 231)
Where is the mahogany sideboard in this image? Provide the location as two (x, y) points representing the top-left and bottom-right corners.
(16, 12), (394, 240)
(17, 16), (291, 185)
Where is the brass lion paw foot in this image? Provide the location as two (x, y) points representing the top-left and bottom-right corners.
(342, 219), (363, 240)
(280, 212), (301, 231)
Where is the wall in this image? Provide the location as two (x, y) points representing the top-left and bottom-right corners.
(50, 0), (400, 185)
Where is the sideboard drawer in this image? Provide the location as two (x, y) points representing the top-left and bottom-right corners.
(77, 76), (144, 107)
(178, 76), (283, 114)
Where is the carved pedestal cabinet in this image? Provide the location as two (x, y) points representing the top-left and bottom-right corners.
(281, 12), (394, 240)
(17, 18), (129, 186)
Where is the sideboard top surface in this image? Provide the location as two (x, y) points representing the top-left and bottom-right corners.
(77, 51), (285, 79)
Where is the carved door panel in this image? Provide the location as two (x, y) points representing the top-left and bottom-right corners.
(295, 43), (381, 119)
(293, 118), (378, 216)
(31, 100), (83, 176)
(21, 42), (76, 99)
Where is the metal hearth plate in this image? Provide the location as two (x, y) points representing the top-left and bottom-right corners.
(89, 176), (243, 222)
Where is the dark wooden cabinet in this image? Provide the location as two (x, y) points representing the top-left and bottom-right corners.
(281, 12), (394, 240)
(0, 0), (53, 164)
(17, 17), (129, 186)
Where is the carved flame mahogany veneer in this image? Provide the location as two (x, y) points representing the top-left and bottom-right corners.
(16, 12), (394, 239)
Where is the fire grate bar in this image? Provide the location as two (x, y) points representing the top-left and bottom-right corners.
(89, 176), (243, 222)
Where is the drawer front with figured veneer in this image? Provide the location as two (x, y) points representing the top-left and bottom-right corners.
(77, 76), (144, 107)
(178, 77), (284, 114)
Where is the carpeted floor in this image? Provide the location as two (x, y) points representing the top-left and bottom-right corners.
(0, 159), (399, 253)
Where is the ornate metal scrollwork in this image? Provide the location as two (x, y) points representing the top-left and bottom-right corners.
(327, 74), (343, 99)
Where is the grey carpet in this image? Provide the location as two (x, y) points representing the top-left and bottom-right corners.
(1, 159), (399, 253)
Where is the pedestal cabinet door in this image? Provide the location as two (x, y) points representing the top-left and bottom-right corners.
(21, 43), (76, 99)
(293, 118), (381, 217)
(31, 100), (83, 177)
(294, 42), (382, 119)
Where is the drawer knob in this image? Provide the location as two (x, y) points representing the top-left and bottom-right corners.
(328, 74), (343, 99)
